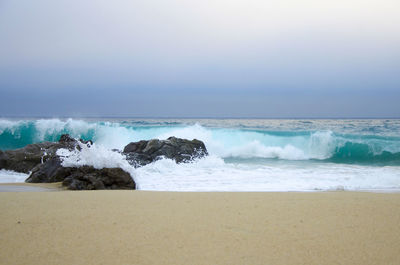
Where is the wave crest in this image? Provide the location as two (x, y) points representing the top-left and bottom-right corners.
(1, 118), (400, 165)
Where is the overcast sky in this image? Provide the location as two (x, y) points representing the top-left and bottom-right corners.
(0, 0), (399, 118)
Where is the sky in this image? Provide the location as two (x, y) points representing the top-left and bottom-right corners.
(0, 0), (399, 118)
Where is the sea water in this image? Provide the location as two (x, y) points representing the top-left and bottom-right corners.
(1, 118), (399, 191)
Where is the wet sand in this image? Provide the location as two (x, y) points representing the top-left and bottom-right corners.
(1, 190), (400, 264)
(0, 183), (62, 192)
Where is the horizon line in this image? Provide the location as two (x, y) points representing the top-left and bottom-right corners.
(1, 115), (399, 120)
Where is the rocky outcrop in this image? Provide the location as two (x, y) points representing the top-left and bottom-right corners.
(1, 134), (208, 190)
(26, 156), (64, 183)
(0, 134), (135, 190)
(0, 135), (83, 173)
(0, 150), (7, 169)
(25, 154), (135, 190)
(123, 136), (208, 167)
(17, 134), (135, 190)
(27, 165), (135, 190)
(62, 167), (135, 190)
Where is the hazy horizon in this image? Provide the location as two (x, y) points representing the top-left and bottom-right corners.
(4, 114), (400, 119)
(1, 0), (399, 118)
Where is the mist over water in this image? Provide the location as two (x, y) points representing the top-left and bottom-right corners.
(1, 118), (400, 191)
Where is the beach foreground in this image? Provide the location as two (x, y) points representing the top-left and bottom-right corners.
(1, 190), (400, 265)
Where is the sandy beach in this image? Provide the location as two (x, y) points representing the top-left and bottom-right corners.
(1, 189), (400, 265)
(0, 182), (63, 192)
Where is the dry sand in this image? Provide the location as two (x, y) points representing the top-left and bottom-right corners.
(1, 189), (400, 265)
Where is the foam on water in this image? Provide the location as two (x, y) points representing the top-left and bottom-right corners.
(34, 119), (97, 142)
(1, 118), (400, 164)
(0, 118), (399, 191)
(0, 170), (29, 183)
(0, 120), (25, 134)
(134, 157), (400, 191)
(57, 143), (136, 178)
(154, 124), (332, 160)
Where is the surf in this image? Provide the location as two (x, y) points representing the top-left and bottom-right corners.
(1, 118), (400, 191)
(1, 118), (400, 165)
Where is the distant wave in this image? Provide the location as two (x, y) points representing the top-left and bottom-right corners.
(1, 118), (400, 165)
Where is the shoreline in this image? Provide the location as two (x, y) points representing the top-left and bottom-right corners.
(1, 190), (400, 264)
(0, 182), (63, 192)
(1, 182), (400, 193)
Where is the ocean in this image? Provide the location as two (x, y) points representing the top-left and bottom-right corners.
(1, 118), (399, 191)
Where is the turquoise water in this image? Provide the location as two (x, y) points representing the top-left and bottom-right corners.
(1, 118), (400, 165)
(1, 118), (399, 191)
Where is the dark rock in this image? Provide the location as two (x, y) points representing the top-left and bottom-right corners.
(2, 134), (204, 190)
(1, 133), (135, 190)
(59, 134), (77, 144)
(59, 134), (93, 149)
(0, 142), (59, 173)
(0, 134), (85, 173)
(0, 150), (7, 169)
(26, 156), (64, 183)
(23, 136), (136, 190)
(60, 166), (135, 190)
(123, 140), (148, 153)
(123, 136), (208, 167)
(27, 161), (135, 190)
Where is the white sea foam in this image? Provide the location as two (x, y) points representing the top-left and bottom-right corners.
(2, 118), (399, 159)
(35, 118), (97, 141)
(153, 124), (337, 160)
(307, 131), (336, 159)
(0, 170), (29, 183)
(1, 153), (399, 191)
(135, 157), (400, 191)
(224, 141), (307, 160)
(56, 143), (136, 179)
(92, 122), (153, 150)
(1, 119), (400, 191)
(0, 119), (28, 135)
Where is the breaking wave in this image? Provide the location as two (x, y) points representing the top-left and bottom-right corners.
(1, 118), (400, 191)
(1, 118), (400, 165)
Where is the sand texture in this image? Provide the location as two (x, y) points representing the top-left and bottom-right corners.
(1, 191), (400, 265)
(0, 183), (63, 192)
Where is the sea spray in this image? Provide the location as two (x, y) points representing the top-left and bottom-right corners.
(1, 118), (400, 191)
(57, 142), (136, 181)
(134, 156), (400, 191)
(0, 169), (29, 183)
(1, 118), (400, 165)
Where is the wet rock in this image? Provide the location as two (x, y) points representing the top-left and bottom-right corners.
(0, 142), (60, 173)
(1, 134), (205, 190)
(25, 156), (64, 183)
(61, 166), (135, 190)
(0, 150), (7, 169)
(0, 134), (86, 173)
(27, 163), (135, 190)
(123, 136), (208, 167)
